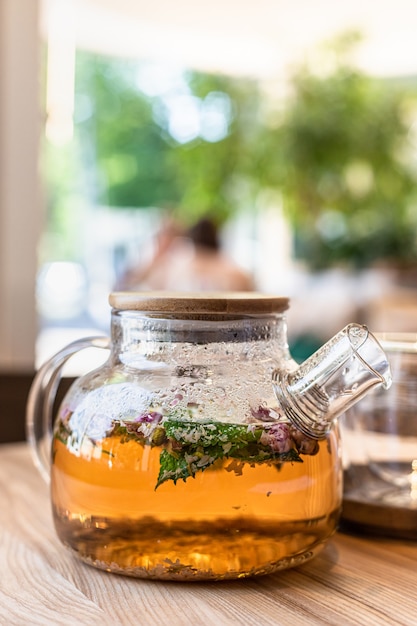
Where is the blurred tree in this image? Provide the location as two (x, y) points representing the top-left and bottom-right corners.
(73, 53), (262, 226)
(44, 33), (417, 271)
(75, 55), (181, 209)
(259, 32), (417, 269)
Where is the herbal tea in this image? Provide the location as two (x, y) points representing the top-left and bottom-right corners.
(51, 410), (341, 580)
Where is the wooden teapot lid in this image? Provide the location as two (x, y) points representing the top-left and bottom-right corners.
(109, 291), (289, 315)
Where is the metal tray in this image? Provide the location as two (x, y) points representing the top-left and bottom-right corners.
(341, 465), (417, 540)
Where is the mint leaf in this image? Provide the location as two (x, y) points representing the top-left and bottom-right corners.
(163, 418), (260, 448)
(228, 446), (302, 464)
(155, 419), (302, 488)
(156, 449), (192, 488)
(56, 411), (306, 489)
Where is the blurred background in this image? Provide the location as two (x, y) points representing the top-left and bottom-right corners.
(3, 0), (417, 382)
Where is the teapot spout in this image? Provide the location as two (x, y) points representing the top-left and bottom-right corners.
(273, 323), (392, 439)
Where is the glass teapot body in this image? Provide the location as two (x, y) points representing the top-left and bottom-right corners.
(29, 293), (344, 580)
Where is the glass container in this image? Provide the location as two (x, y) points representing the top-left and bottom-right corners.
(26, 292), (390, 580)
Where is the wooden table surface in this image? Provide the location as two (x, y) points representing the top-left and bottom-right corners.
(2, 442), (417, 626)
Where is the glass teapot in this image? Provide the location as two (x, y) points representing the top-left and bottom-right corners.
(26, 292), (391, 581)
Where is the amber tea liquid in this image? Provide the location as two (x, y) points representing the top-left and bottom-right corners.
(51, 425), (341, 580)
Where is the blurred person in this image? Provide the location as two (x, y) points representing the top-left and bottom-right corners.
(116, 217), (255, 292)
(114, 216), (181, 290)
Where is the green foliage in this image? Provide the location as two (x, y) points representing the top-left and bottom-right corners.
(45, 34), (417, 270)
(73, 53), (262, 225)
(41, 137), (88, 261)
(259, 33), (417, 268)
(75, 55), (181, 209)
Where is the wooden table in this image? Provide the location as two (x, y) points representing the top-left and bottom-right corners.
(2, 442), (417, 626)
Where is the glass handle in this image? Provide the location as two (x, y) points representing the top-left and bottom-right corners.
(26, 336), (110, 482)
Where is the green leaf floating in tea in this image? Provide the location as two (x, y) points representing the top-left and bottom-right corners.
(156, 419), (303, 488)
(56, 405), (319, 489)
